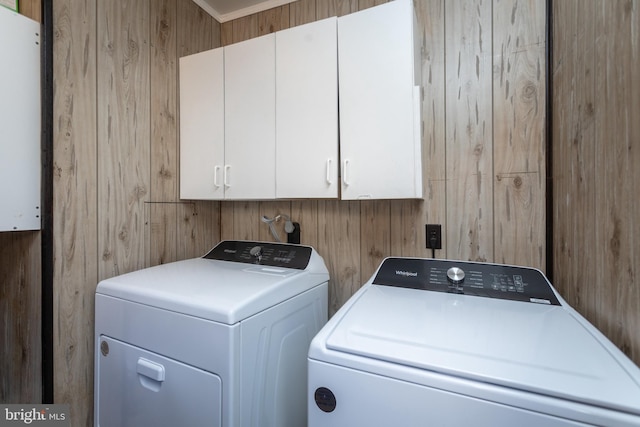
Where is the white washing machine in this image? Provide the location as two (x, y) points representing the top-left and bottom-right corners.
(309, 257), (640, 426)
(94, 240), (329, 427)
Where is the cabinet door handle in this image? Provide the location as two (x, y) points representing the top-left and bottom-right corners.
(224, 165), (231, 187)
(326, 159), (333, 185)
(214, 165), (221, 188)
(343, 159), (351, 186)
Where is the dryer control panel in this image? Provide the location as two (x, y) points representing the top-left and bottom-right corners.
(204, 240), (312, 270)
(372, 258), (560, 305)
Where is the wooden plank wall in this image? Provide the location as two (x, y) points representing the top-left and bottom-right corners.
(553, 0), (640, 364)
(49, 0), (546, 425)
(0, 232), (41, 403)
(0, 0), (42, 404)
(52, 0), (220, 424)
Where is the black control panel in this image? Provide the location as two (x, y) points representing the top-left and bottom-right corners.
(372, 258), (560, 305)
(203, 240), (312, 270)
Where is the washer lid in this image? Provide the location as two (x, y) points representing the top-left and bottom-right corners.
(96, 242), (328, 325)
(325, 284), (640, 415)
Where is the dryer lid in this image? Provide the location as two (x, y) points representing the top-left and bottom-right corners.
(325, 284), (640, 416)
(96, 241), (329, 324)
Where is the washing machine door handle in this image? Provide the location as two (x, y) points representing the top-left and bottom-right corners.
(137, 357), (165, 382)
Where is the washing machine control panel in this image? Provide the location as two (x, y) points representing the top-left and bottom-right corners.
(373, 258), (560, 305)
(203, 240), (313, 270)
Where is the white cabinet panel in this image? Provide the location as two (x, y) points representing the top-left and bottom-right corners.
(338, 0), (422, 200)
(179, 48), (225, 200)
(275, 17), (339, 199)
(224, 33), (276, 200)
(0, 8), (41, 231)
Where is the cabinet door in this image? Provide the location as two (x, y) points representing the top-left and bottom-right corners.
(0, 9), (40, 231)
(179, 48), (225, 200)
(224, 34), (276, 200)
(338, 0), (422, 200)
(275, 17), (339, 199)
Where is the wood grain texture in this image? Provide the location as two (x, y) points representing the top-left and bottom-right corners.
(0, 232), (41, 403)
(151, 0), (221, 264)
(360, 201), (390, 281)
(176, 0), (221, 257)
(551, 0), (575, 316)
(492, 0), (546, 269)
(316, 200), (361, 315)
(399, 0), (445, 259)
(316, 0), (356, 18)
(149, 0), (179, 266)
(96, 0), (151, 280)
(593, 0), (636, 359)
(445, 1), (493, 262)
(42, 1), (555, 424)
(631, 0), (640, 366)
(50, 1), (221, 425)
(52, 0), (98, 423)
(289, 0), (316, 26)
(18, 0), (40, 22)
(553, 0), (640, 365)
(419, 0), (447, 243)
(0, 0), (43, 405)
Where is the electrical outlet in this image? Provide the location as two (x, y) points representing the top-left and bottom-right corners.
(425, 224), (442, 249)
(287, 222), (301, 244)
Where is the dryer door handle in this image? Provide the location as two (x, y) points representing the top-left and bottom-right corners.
(137, 357), (165, 382)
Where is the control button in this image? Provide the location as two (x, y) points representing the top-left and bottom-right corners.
(314, 387), (336, 413)
(249, 246), (263, 263)
(447, 267), (465, 285)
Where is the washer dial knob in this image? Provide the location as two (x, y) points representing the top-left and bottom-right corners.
(447, 267), (465, 285)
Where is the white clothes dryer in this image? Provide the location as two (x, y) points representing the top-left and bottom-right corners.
(308, 257), (640, 427)
(95, 240), (328, 427)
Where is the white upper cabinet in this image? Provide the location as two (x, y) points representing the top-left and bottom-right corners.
(275, 17), (339, 199)
(0, 8), (41, 231)
(338, 0), (423, 200)
(179, 48), (225, 200)
(179, 0), (421, 201)
(224, 33), (276, 200)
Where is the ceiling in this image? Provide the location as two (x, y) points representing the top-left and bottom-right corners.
(192, 0), (297, 23)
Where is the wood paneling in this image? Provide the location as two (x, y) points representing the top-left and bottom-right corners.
(52, 0), (220, 425)
(149, 0), (179, 266)
(47, 0), (551, 425)
(445, 1), (494, 263)
(0, 232), (41, 403)
(96, 0), (151, 280)
(52, 0), (98, 424)
(19, 0), (40, 22)
(418, 0), (446, 252)
(553, 0), (640, 364)
(0, 0), (42, 405)
(176, 0), (221, 260)
(493, 0), (546, 269)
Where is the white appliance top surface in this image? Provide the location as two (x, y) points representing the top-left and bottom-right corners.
(325, 283), (640, 415)
(96, 247), (328, 324)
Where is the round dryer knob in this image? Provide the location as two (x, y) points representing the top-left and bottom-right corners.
(249, 246), (262, 258)
(447, 267), (465, 285)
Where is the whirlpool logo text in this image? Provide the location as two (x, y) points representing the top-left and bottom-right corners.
(395, 270), (418, 277)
